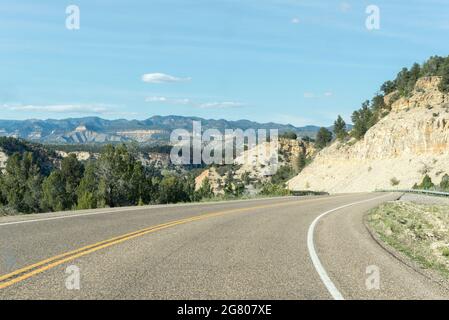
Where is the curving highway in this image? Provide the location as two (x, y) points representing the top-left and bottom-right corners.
(0, 193), (447, 300)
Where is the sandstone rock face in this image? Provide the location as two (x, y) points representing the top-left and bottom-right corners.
(194, 138), (316, 194)
(194, 167), (226, 195)
(287, 77), (449, 193)
(391, 77), (449, 112)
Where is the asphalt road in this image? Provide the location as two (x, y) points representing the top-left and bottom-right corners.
(0, 193), (447, 300)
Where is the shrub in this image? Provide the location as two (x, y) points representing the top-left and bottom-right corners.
(440, 174), (449, 191)
(415, 174), (435, 190)
(390, 177), (400, 186)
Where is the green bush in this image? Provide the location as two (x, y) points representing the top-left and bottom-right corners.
(414, 174), (435, 190)
(440, 174), (449, 191)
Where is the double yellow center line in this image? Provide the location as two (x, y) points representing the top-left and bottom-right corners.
(0, 196), (345, 290)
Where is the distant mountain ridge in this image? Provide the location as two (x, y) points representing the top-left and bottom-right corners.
(0, 115), (322, 144)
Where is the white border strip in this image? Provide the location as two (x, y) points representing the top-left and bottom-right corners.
(0, 195), (338, 227)
(0, 196), (298, 227)
(307, 193), (392, 300)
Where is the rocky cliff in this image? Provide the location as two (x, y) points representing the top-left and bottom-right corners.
(195, 138), (316, 194)
(287, 76), (449, 193)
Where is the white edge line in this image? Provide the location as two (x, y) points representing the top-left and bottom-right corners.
(307, 193), (393, 300)
(0, 195), (331, 227)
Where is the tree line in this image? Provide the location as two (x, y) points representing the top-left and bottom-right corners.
(349, 55), (449, 140)
(305, 56), (449, 150)
(0, 144), (213, 215)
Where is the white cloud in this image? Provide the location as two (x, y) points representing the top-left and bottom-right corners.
(2, 104), (111, 114)
(303, 92), (316, 99)
(145, 96), (191, 105)
(141, 73), (191, 84)
(145, 96), (244, 109)
(291, 17), (300, 24)
(198, 101), (244, 109)
(324, 91), (333, 97)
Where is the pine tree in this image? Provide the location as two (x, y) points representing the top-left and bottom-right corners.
(333, 115), (347, 141)
(2, 152), (43, 213)
(417, 174), (435, 190)
(76, 162), (98, 209)
(440, 174), (449, 191)
(351, 101), (374, 140)
(42, 171), (66, 212)
(197, 177), (214, 200)
(61, 154), (84, 208)
(315, 127), (333, 149)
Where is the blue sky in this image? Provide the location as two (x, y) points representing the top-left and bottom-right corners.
(1, 0), (449, 126)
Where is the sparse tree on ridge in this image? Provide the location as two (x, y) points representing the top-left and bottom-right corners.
(315, 127), (332, 149)
(333, 115), (347, 141)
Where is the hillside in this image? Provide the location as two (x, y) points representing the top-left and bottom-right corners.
(195, 138), (316, 195)
(0, 137), (60, 175)
(287, 76), (449, 193)
(0, 115), (321, 145)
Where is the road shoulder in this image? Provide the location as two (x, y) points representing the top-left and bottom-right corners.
(313, 193), (449, 299)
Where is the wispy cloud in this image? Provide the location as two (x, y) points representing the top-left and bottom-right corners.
(291, 17), (300, 24)
(2, 104), (110, 114)
(141, 73), (191, 84)
(145, 96), (191, 105)
(1, 103), (137, 117)
(198, 101), (244, 109)
(145, 96), (245, 109)
(303, 92), (316, 99)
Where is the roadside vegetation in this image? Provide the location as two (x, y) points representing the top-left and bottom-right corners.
(367, 201), (449, 278)
(0, 137), (297, 216)
(412, 174), (449, 192)
(332, 55), (449, 142)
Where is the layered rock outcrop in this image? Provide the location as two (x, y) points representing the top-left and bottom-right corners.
(287, 77), (449, 193)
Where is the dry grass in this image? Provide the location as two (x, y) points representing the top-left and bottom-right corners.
(367, 201), (449, 278)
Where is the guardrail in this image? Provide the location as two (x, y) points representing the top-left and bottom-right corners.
(291, 190), (329, 196)
(377, 189), (449, 197)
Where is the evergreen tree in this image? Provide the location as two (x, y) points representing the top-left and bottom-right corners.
(351, 101), (374, 140)
(42, 171), (66, 212)
(315, 127), (333, 149)
(61, 154), (84, 208)
(380, 80), (397, 95)
(223, 171), (234, 196)
(158, 175), (190, 204)
(1, 152), (43, 213)
(197, 177), (214, 200)
(440, 174), (449, 191)
(76, 162), (99, 209)
(416, 174), (435, 190)
(96, 144), (141, 207)
(333, 115), (347, 141)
